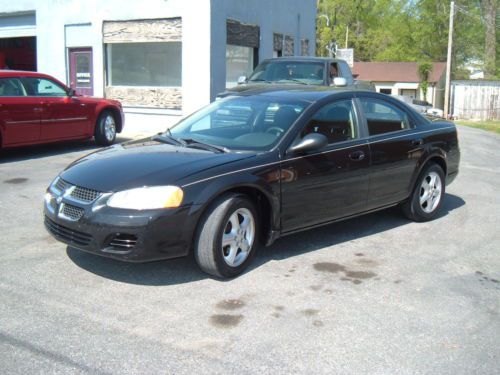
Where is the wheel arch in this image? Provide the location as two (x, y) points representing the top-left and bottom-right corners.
(409, 152), (447, 196)
(191, 183), (278, 250)
(97, 106), (123, 133)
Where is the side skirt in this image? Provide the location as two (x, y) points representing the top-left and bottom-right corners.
(269, 202), (401, 244)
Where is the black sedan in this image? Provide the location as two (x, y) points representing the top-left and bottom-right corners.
(44, 88), (460, 278)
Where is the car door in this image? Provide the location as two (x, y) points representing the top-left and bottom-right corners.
(280, 97), (370, 232)
(0, 77), (41, 146)
(357, 95), (423, 210)
(20, 76), (90, 141)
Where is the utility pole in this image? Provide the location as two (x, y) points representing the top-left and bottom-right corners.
(444, 1), (455, 118)
(345, 25), (349, 48)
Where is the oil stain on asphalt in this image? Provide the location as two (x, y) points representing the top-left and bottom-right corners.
(313, 261), (378, 285)
(210, 314), (244, 328)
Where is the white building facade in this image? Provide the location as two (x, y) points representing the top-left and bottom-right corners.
(0, 0), (316, 132)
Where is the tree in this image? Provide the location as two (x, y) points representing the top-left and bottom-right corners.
(418, 62), (433, 101)
(481, 0), (497, 78)
(315, 0), (494, 78)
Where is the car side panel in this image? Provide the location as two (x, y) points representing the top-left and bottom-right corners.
(0, 96), (42, 146)
(179, 152), (282, 235)
(41, 96), (94, 141)
(408, 124), (459, 190)
(365, 130), (424, 209)
(280, 141), (371, 232)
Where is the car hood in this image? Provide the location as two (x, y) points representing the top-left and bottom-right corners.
(60, 138), (256, 192)
(218, 83), (311, 97)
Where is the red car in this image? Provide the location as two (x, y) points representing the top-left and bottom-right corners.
(0, 70), (124, 149)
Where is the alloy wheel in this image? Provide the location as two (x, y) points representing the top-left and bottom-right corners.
(419, 171), (442, 213)
(104, 115), (116, 142)
(221, 208), (255, 267)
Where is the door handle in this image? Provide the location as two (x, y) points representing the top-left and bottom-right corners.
(348, 150), (365, 161)
(411, 139), (424, 146)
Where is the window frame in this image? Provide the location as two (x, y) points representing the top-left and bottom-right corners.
(355, 95), (416, 138)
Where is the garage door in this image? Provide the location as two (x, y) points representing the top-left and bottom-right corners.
(0, 12), (36, 38)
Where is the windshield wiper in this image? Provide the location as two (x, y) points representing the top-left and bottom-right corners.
(248, 78), (271, 83)
(180, 138), (229, 153)
(276, 78), (310, 85)
(152, 129), (186, 146)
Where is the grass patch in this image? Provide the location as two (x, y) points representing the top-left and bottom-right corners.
(456, 120), (500, 135)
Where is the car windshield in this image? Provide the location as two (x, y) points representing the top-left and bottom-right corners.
(168, 96), (309, 151)
(248, 61), (325, 85)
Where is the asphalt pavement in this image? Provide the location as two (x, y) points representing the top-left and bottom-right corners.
(0, 126), (498, 374)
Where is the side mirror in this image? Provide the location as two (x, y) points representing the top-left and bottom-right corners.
(67, 88), (76, 97)
(332, 77), (347, 87)
(237, 76), (247, 85)
(288, 133), (328, 155)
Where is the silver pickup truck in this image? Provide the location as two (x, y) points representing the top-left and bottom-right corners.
(218, 57), (375, 98)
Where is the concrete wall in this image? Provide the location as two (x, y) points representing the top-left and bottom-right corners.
(209, 0), (317, 101)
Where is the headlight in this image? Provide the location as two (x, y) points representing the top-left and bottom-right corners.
(107, 186), (184, 210)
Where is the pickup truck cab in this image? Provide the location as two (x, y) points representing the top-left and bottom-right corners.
(218, 57), (374, 98)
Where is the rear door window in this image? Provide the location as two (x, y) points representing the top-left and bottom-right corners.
(0, 77), (27, 97)
(359, 98), (411, 136)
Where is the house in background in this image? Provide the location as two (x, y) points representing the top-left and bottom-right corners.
(0, 0), (316, 132)
(353, 62), (446, 109)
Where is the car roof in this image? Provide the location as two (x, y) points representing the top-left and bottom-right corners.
(228, 85), (374, 102)
(0, 70), (54, 79)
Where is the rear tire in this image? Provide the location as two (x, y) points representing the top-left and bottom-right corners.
(95, 110), (117, 146)
(195, 194), (258, 278)
(402, 163), (445, 222)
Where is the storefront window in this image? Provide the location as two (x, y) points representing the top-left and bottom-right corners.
(226, 44), (254, 88)
(106, 42), (182, 87)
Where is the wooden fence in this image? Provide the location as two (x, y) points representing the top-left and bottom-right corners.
(451, 80), (500, 121)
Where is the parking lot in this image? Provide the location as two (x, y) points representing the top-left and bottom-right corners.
(0, 125), (499, 374)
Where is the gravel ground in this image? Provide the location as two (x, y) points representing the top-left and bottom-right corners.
(0, 125), (498, 374)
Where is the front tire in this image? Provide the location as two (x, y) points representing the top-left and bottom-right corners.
(95, 110), (117, 146)
(402, 163), (445, 222)
(195, 194), (258, 278)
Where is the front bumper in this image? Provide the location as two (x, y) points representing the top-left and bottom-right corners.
(44, 191), (199, 262)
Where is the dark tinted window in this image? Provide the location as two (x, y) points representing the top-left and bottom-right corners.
(301, 100), (358, 144)
(360, 98), (410, 136)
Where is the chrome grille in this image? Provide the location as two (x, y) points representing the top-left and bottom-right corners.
(70, 186), (101, 203)
(61, 204), (84, 221)
(44, 217), (92, 246)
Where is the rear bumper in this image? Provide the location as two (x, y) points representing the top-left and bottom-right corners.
(44, 202), (199, 262)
